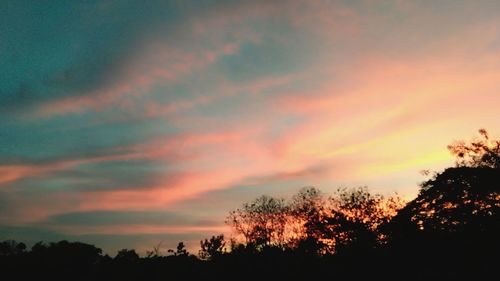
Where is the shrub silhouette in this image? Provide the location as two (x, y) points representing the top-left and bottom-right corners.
(199, 234), (226, 260)
(115, 249), (140, 261)
(0, 240), (26, 256)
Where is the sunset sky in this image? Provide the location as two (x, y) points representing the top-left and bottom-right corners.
(1, 0), (500, 254)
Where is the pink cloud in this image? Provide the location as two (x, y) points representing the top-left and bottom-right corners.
(32, 0), (360, 119)
(35, 51), (203, 117)
(46, 223), (229, 236)
(6, 2), (500, 234)
(0, 165), (37, 186)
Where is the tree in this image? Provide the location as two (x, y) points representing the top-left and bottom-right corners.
(0, 240), (26, 256)
(288, 187), (327, 253)
(168, 242), (189, 256)
(146, 242), (163, 258)
(29, 240), (103, 264)
(407, 167), (500, 232)
(382, 130), (500, 278)
(329, 187), (404, 252)
(448, 129), (500, 168)
(226, 195), (288, 249)
(226, 187), (403, 255)
(115, 249), (139, 261)
(393, 129), (500, 234)
(299, 187), (404, 254)
(199, 234), (225, 260)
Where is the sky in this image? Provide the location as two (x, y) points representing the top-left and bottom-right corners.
(1, 0), (500, 255)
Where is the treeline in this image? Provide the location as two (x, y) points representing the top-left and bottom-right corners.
(225, 186), (404, 255)
(1, 130), (499, 280)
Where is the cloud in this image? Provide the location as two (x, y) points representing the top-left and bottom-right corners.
(41, 210), (227, 238)
(10, 1), (289, 120)
(0, 150), (146, 188)
(1, 0), (500, 255)
(45, 210), (219, 227)
(1, 1), (150, 115)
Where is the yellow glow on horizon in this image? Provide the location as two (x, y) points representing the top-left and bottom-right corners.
(358, 149), (452, 178)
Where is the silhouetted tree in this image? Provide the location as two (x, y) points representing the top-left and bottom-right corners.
(26, 240), (103, 281)
(389, 129), (500, 236)
(335, 187), (403, 251)
(448, 129), (500, 168)
(199, 234), (226, 260)
(115, 249), (139, 261)
(146, 242), (163, 258)
(30, 240), (103, 263)
(226, 195), (288, 248)
(299, 187), (403, 254)
(168, 242), (189, 257)
(288, 187), (327, 254)
(383, 130), (500, 279)
(226, 187), (403, 255)
(0, 240), (26, 256)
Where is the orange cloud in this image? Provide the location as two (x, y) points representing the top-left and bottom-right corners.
(45, 224), (229, 236)
(0, 165), (37, 185)
(5, 2), (500, 236)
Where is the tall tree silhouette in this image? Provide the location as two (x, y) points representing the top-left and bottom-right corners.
(384, 129), (500, 278)
(226, 195), (288, 249)
(388, 129), (499, 236)
(288, 187), (327, 254)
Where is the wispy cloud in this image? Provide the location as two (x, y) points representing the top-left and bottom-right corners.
(1, 0), (500, 255)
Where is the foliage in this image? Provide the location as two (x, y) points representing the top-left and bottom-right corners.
(115, 249), (139, 261)
(287, 187), (327, 253)
(448, 129), (500, 168)
(199, 234), (226, 260)
(296, 187), (404, 254)
(402, 129), (500, 233)
(168, 242), (189, 256)
(226, 195), (288, 248)
(0, 240), (26, 256)
(146, 242), (163, 258)
(383, 130), (500, 268)
(226, 186), (404, 255)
